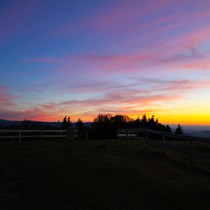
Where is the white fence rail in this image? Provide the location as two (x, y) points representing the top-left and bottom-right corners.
(117, 128), (210, 165)
(0, 129), (78, 142)
(117, 128), (210, 142)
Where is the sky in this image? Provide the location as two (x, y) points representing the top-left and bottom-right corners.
(0, 0), (210, 125)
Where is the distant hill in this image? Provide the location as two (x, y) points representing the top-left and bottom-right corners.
(170, 124), (210, 139)
(1, 120), (208, 138)
(0, 119), (21, 126)
(0, 119), (91, 128)
(186, 130), (210, 139)
(0, 119), (60, 128)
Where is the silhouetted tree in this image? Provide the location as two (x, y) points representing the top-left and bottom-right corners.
(175, 124), (183, 134)
(62, 116), (72, 129)
(76, 118), (84, 130)
(148, 115), (157, 129)
(166, 125), (172, 133)
(20, 119), (32, 129)
(92, 114), (114, 139)
(91, 114), (174, 139)
(111, 115), (129, 128)
(141, 114), (148, 128)
(76, 118), (85, 139)
(134, 117), (141, 128)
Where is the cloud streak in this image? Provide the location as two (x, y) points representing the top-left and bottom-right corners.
(1, 0), (210, 124)
(0, 86), (15, 105)
(3, 77), (207, 122)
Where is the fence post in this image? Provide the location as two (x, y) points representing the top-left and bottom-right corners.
(66, 127), (74, 140)
(134, 131), (137, 146)
(86, 129), (89, 141)
(41, 129), (44, 141)
(146, 131), (149, 151)
(189, 139), (194, 166)
(162, 135), (166, 155)
(60, 130), (63, 139)
(19, 131), (22, 143)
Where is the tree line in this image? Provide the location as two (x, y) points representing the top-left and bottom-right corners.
(91, 114), (176, 139)
(64, 114), (183, 138)
(0, 114), (183, 139)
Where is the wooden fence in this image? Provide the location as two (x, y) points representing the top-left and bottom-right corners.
(117, 128), (210, 165)
(0, 128), (78, 142)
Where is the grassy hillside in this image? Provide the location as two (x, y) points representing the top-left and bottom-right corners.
(0, 139), (210, 210)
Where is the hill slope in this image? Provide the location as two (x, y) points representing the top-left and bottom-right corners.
(0, 140), (209, 209)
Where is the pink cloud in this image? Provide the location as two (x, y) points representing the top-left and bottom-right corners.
(21, 1), (210, 78)
(52, 83), (183, 110)
(19, 53), (152, 79)
(0, 86), (14, 105)
(97, 0), (177, 35)
(2, 77), (209, 122)
(132, 77), (210, 92)
(113, 2), (210, 53)
(180, 61), (210, 70)
(16, 81), (179, 119)
(55, 0), (176, 36)
(73, 52), (159, 76)
(67, 21), (210, 76)
(66, 80), (118, 94)
(0, 107), (56, 122)
(55, 0), (210, 46)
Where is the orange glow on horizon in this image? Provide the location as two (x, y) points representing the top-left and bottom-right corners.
(24, 112), (210, 127)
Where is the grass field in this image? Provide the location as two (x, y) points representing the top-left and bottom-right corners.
(0, 139), (210, 210)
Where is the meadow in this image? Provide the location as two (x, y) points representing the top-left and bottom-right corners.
(0, 139), (210, 210)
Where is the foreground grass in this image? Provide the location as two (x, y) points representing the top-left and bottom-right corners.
(0, 139), (210, 210)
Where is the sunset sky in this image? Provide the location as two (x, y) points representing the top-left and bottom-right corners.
(1, 0), (210, 125)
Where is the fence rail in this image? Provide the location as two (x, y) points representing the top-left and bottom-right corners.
(117, 128), (210, 143)
(0, 129), (78, 142)
(117, 128), (210, 165)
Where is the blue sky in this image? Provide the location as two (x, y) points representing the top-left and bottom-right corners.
(1, 0), (210, 124)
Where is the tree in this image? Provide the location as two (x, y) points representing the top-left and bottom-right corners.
(76, 118), (83, 138)
(175, 124), (183, 134)
(62, 116), (72, 129)
(166, 125), (171, 133)
(76, 118), (84, 130)
(90, 113), (175, 139)
(148, 115), (157, 129)
(111, 115), (129, 129)
(20, 119), (32, 129)
(141, 114), (148, 128)
(92, 114), (114, 139)
(134, 117), (141, 128)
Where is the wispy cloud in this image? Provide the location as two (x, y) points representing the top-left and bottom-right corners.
(0, 107), (55, 121)
(0, 86), (14, 105)
(1, 76), (209, 122)
(1, 0), (210, 124)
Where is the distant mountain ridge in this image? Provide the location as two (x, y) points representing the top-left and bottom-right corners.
(0, 119), (21, 125)
(0, 119), (209, 138)
(170, 124), (210, 139)
(186, 130), (210, 139)
(0, 119), (91, 128)
(0, 119), (59, 128)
